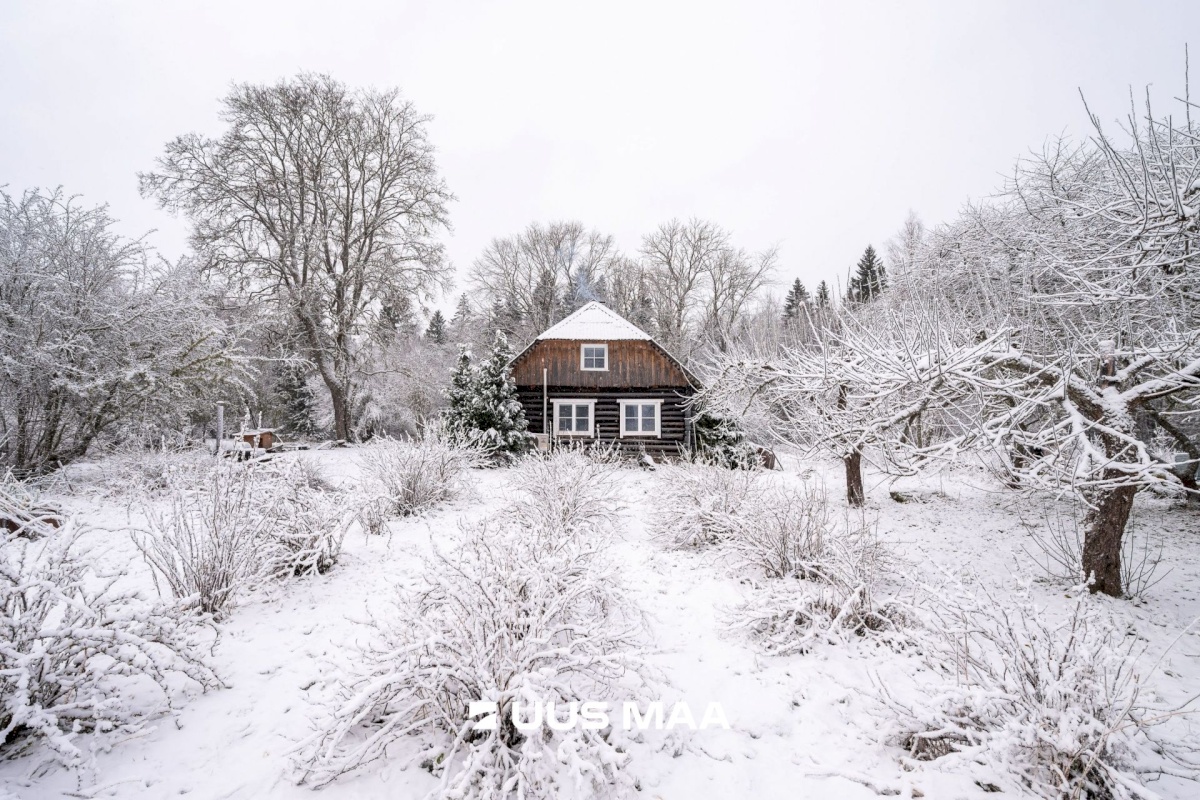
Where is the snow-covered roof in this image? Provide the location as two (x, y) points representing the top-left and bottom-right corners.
(535, 301), (651, 341)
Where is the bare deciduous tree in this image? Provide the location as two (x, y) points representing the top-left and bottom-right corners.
(641, 218), (776, 359)
(140, 73), (453, 441)
(468, 221), (623, 342)
(906, 80), (1200, 597)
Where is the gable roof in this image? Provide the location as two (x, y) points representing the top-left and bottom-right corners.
(536, 301), (651, 341)
(509, 302), (701, 389)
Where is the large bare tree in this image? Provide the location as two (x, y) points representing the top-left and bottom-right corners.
(908, 86), (1200, 597)
(468, 221), (622, 341)
(640, 218), (776, 359)
(140, 74), (453, 440)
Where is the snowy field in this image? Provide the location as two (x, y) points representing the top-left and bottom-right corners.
(3, 446), (1199, 800)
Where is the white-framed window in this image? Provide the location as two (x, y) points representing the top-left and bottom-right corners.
(619, 399), (662, 438)
(554, 399), (596, 437)
(580, 343), (608, 371)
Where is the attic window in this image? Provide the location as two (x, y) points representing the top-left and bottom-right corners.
(581, 344), (608, 371)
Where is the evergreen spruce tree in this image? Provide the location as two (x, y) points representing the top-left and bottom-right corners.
(441, 333), (528, 457)
(443, 346), (476, 442)
(782, 278), (809, 324)
(692, 409), (758, 469)
(451, 294), (473, 327)
(471, 331), (528, 454)
(815, 280), (832, 308)
(449, 294), (474, 343)
(845, 245), (888, 304)
(425, 310), (448, 344)
(277, 362), (318, 437)
(378, 294), (420, 340)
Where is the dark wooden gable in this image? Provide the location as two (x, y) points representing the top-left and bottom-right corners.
(510, 339), (695, 389)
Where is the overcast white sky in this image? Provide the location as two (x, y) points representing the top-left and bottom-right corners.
(2, 1), (1196, 312)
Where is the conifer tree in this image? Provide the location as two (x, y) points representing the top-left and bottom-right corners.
(815, 280), (832, 309)
(442, 334), (528, 456)
(451, 294), (473, 327)
(277, 362), (318, 436)
(425, 310), (448, 344)
(782, 278), (809, 324)
(845, 245), (888, 304)
(443, 347), (476, 441)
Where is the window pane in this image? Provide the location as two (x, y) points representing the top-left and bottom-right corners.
(575, 405), (589, 432)
(558, 408), (572, 432)
(583, 346), (605, 369)
(623, 405), (637, 432)
(641, 404), (656, 432)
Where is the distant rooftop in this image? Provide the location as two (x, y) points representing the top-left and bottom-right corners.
(536, 301), (651, 341)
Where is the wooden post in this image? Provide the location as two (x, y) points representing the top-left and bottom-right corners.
(215, 401), (225, 457)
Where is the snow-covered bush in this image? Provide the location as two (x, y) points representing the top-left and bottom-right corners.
(72, 446), (213, 499)
(278, 456), (337, 493)
(726, 483), (832, 579)
(1, 525), (218, 768)
(687, 409), (760, 470)
(259, 460), (350, 577)
(724, 516), (902, 655)
(650, 464), (765, 548)
(500, 451), (625, 539)
(359, 438), (478, 519)
(0, 471), (62, 541)
(134, 465), (266, 619)
(294, 518), (652, 796)
(875, 584), (1186, 799)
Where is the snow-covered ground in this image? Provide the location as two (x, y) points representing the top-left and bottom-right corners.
(3, 448), (1199, 799)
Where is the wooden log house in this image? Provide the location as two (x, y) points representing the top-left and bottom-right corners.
(509, 302), (699, 457)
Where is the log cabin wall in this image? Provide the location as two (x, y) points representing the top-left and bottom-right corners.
(511, 339), (693, 390)
(515, 387), (695, 456)
(511, 339), (696, 457)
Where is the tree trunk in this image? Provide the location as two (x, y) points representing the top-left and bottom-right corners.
(325, 380), (351, 442)
(1082, 482), (1135, 597)
(844, 447), (865, 507)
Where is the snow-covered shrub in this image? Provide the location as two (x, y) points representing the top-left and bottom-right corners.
(875, 584), (1184, 799)
(293, 517), (653, 796)
(725, 517), (902, 655)
(726, 483), (832, 579)
(72, 446), (213, 499)
(134, 465), (266, 619)
(650, 464), (765, 548)
(258, 460), (350, 577)
(278, 456), (337, 493)
(359, 438), (478, 519)
(500, 451), (625, 539)
(0, 471), (62, 540)
(1, 525), (218, 768)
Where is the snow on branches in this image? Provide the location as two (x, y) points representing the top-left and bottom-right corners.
(703, 304), (1001, 505)
(293, 452), (653, 797)
(874, 582), (1198, 799)
(1, 524), (218, 770)
(135, 458), (349, 618)
(358, 437), (480, 523)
